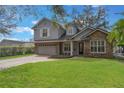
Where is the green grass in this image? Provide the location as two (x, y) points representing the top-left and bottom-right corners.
(0, 57), (124, 88)
(0, 54), (33, 60)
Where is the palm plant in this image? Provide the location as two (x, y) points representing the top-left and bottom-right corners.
(107, 19), (124, 53)
(107, 19), (124, 45)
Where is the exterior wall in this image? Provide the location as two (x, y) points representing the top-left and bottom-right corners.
(34, 19), (65, 41)
(34, 20), (58, 40)
(83, 30), (113, 58)
(35, 42), (60, 55)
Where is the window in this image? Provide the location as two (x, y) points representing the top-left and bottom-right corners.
(64, 43), (70, 51)
(91, 40), (106, 53)
(67, 27), (73, 35)
(41, 28), (49, 38)
(63, 43), (70, 55)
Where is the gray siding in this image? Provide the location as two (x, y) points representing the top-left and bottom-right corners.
(34, 19), (65, 41)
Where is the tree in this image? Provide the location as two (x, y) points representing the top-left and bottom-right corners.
(0, 6), (16, 35)
(51, 5), (67, 23)
(50, 5), (69, 29)
(0, 5), (42, 35)
(82, 5), (94, 27)
(107, 19), (124, 45)
(0, 5), (68, 36)
(0, 5), (109, 36)
(107, 19), (124, 53)
(95, 6), (109, 28)
(70, 6), (109, 29)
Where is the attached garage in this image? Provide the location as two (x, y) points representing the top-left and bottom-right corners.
(37, 44), (58, 55)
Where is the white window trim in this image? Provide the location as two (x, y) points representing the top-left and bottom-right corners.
(63, 42), (71, 55)
(90, 40), (106, 54)
(40, 27), (50, 38)
(67, 27), (74, 35)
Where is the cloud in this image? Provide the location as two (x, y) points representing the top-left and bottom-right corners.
(0, 26), (34, 42)
(0, 37), (20, 41)
(32, 20), (38, 25)
(12, 26), (34, 35)
(6, 38), (19, 41)
(0, 37), (31, 42)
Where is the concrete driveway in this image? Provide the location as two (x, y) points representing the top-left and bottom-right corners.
(0, 55), (55, 70)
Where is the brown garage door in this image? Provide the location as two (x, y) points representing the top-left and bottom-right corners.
(38, 45), (57, 55)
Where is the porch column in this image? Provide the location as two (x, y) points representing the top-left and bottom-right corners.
(70, 41), (73, 56)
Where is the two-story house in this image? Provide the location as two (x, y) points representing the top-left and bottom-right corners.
(32, 18), (113, 58)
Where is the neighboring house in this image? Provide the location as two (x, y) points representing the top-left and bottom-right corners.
(113, 45), (124, 59)
(113, 46), (124, 54)
(0, 39), (34, 47)
(32, 18), (113, 58)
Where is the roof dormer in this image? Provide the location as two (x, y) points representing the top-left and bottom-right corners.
(66, 25), (77, 36)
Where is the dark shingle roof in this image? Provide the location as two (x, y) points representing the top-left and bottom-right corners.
(35, 27), (108, 42)
(32, 17), (65, 31)
(71, 27), (108, 39)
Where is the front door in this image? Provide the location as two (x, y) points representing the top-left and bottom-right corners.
(79, 43), (83, 55)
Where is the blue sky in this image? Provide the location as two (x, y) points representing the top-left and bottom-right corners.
(1, 5), (124, 41)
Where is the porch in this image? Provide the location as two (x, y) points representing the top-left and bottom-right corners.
(59, 41), (84, 56)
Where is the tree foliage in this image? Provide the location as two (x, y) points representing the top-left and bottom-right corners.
(0, 5), (41, 35)
(51, 5), (67, 24)
(107, 19), (124, 46)
(0, 5), (109, 36)
(71, 6), (109, 29)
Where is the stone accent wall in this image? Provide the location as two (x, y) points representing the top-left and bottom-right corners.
(83, 30), (113, 58)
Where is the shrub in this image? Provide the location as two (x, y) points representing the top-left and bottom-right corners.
(0, 46), (34, 57)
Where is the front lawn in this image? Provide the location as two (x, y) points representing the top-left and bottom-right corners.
(0, 57), (124, 88)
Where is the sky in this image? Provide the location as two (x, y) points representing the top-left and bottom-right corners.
(1, 5), (124, 41)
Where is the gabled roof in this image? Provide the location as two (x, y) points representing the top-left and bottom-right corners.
(32, 17), (51, 29)
(32, 17), (65, 30)
(32, 18), (109, 41)
(71, 27), (108, 40)
(35, 27), (109, 42)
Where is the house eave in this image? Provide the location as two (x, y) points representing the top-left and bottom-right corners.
(34, 40), (76, 43)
